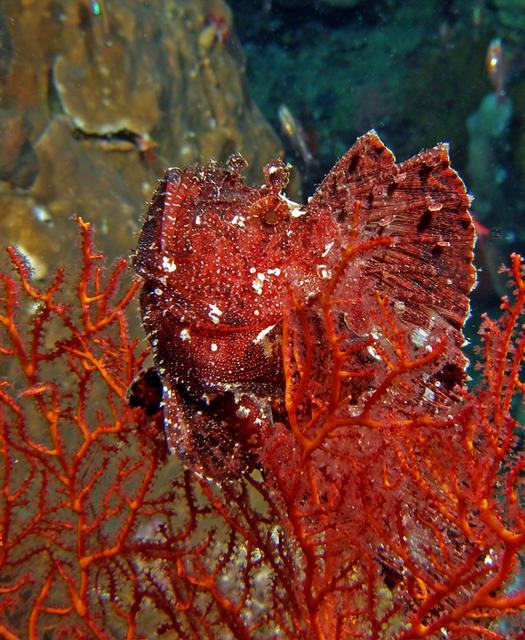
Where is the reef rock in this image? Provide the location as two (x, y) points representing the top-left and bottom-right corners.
(0, 0), (283, 281)
(466, 91), (513, 218)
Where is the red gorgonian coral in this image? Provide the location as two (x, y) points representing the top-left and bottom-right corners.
(0, 132), (524, 638)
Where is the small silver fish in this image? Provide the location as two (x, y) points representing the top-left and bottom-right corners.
(277, 104), (316, 170)
(486, 38), (507, 100)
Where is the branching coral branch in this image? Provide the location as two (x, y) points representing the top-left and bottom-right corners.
(1, 172), (525, 637)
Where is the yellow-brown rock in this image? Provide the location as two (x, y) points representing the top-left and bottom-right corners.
(0, 0), (284, 280)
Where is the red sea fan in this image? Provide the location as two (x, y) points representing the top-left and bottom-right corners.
(1, 132), (524, 639)
(0, 219), (148, 638)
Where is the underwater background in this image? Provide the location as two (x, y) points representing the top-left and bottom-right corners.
(1, 0), (525, 342)
(233, 0), (525, 321)
(1, 2), (525, 638)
